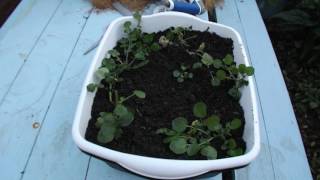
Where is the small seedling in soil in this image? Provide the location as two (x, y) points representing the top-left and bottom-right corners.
(87, 12), (160, 102)
(95, 90), (145, 144)
(198, 53), (254, 100)
(173, 64), (194, 83)
(157, 102), (244, 159)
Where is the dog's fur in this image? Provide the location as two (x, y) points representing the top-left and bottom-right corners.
(90, 0), (219, 11)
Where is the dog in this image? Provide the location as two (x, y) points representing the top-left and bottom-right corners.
(90, 0), (219, 12)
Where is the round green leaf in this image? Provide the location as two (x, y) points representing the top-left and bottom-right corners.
(223, 54), (234, 65)
(87, 83), (97, 92)
(188, 73), (194, 79)
(226, 138), (237, 149)
(118, 111), (134, 127)
(97, 124), (116, 143)
(206, 115), (221, 131)
(133, 90), (146, 99)
(114, 104), (128, 117)
(95, 117), (104, 128)
(169, 138), (187, 154)
(228, 87), (241, 100)
(95, 67), (110, 80)
(216, 70), (226, 80)
(172, 117), (188, 132)
(187, 143), (201, 156)
(173, 70), (181, 77)
(238, 64), (246, 74)
(177, 77), (184, 83)
(229, 118), (242, 130)
(193, 102), (207, 118)
(200, 146), (218, 159)
(201, 53), (214, 66)
(227, 148), (243, 157)
(245, 66), (255, 76)
(192, 62), (203, 69)
(211, 78), (221, 87)
(212, 59), (223, 69)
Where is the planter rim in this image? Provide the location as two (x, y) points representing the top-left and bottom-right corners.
(72, 11), (260, 179)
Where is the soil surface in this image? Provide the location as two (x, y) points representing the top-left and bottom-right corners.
(86, 29), (246, 160)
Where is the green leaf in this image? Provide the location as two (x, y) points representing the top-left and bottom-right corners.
(177, 77), (184, 83)
(97, 124), (116, 143)
(226, 138), (237, 149)
(201, 53), (214, 66)
(123, 21), (132, 31)
(229, 118), (242, 130)
(134, 51), (146, 60)
(114, 104), (128, 117)
(133, 90), (146, 99)
(211, 78), (221, 86)
(169, 138), (187, 154)
(187, 143), (201, 156)
(172, 117), (188, 133)
(173, 70), (181, 77)
(192, 62), (203, 69)
(143, 34), (154, 44)
(150, 43), (161, 51)
(102, 58), (116, 71)
(206, 115), (221, 131)
(227, 148), (243, 157)
(95, 117), (104, 128)
(87, 83), (98, 92)
(238, 64), (247, 74)
(193, 102), (207, 118)
(245, 66), (255, 76)
(114, 128), (123, 139)
(133, 11), (142, 22)
(223, 54), (234, 65)
(131, 60), (149, 69)
(100, 112), (115, 123)
(229, 66), (239, 74)
(201, 146), (218, 159)
(188, 73), (194, 79)
(118, 111), (134, 127)
(228, 87), (241, 100)
(216, 70), (226, 80)
(108, 49), (120, 58)
(95, 67), (110, 80)
(212, 59), (223, 69)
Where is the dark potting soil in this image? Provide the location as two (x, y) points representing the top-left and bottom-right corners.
(85, 29), (246, 160)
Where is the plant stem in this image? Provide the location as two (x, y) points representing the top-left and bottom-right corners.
(119, 93), (135, 104)
(108, 84), (113, 103)
(114, 90), (119, 105)
(199, 137), (214, 146)
(186, 125), (210, 136)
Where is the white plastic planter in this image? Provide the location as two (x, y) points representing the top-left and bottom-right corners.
(72, 12), (260, 179)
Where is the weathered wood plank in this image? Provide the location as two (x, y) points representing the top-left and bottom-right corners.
(20, 10), (123, 180)
(218, 0), (312, 179)
(0, 0), (63, 102)
(215, 1), (275, 180)
(0, 0), (91, 179)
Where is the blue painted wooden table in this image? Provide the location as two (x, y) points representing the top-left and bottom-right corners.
(0, 0), (313, 179)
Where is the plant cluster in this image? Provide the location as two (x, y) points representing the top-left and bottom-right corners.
(173, 64), (194, 83)
(87, 12), (159, 143)
(86, 13), (253, 160)
(157, 102), (243, 159)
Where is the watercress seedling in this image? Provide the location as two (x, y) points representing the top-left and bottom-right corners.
(173, 64), (194, 83)
(157, 102), (244, 159)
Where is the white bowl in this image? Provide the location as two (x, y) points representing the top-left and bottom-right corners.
(72, 12), (260, 179)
